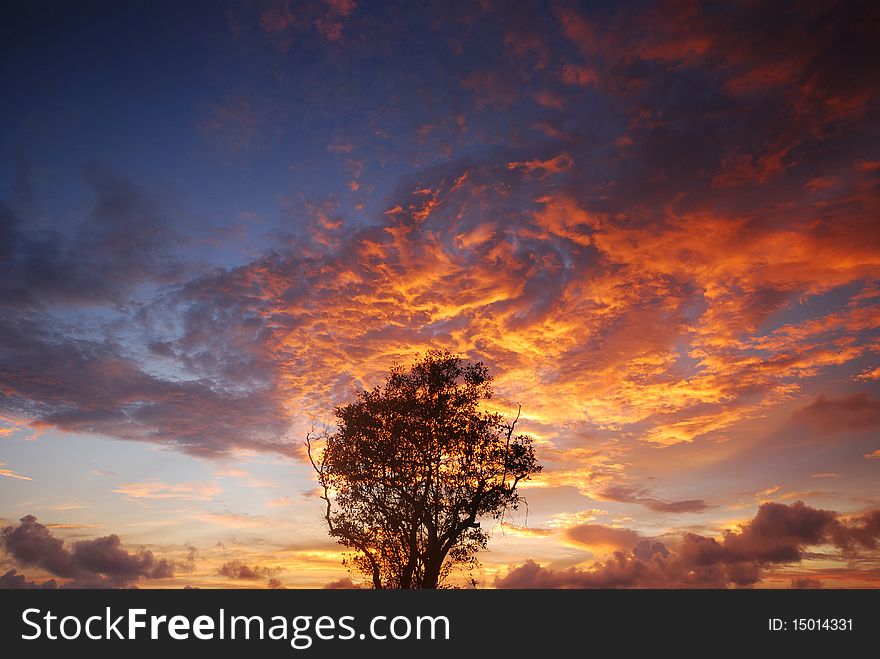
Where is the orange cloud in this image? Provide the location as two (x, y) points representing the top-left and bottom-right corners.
(113, 481), (222, 501)
(193, 511), (267, 528)
(856, 367), (880, 381)
(507, 153), (573, 179)
(0, 463), (31, 481)
(563, 523), (642, 550)
(210, 155), (879, 481)
(756, 485), (782, 498)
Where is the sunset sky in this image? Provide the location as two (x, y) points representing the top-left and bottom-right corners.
(1, 0), (879, 589)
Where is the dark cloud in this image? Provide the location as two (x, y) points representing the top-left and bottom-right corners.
(493, 555), (685, 589)
(1, 513), (77, 578)
(597, 484), (710, 514)
(790, 577), (822, 589)
(828, 508), (880, 553)
(498, 502), (880, 588)
(216, 560), (281, 580)
(1, 515), (174, 588)
(323, 576), (361, 589)
(176, 546), (198, 573)
(73, 535), (174, 584)
(792, 393), (880, 433)
(0, 316), (292, 458)
(0, 569), (58, 590)
(632, 539), (670, 562)
(0, 164), (292, 458)
(722, 501), (836, 563)
(557, 0), (880, 210)
(0, 169), (294, 459)
(0, 169), (183, 309)
(493, 559), (580, 589)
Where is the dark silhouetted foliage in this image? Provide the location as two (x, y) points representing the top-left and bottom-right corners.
(307, 350), (541, 589)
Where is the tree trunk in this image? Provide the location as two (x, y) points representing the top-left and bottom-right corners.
(421, 550), (444, 589)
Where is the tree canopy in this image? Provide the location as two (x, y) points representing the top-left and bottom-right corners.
(307, 350), (541, 589)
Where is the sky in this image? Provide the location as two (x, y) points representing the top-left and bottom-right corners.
(1, 0), (879, 589)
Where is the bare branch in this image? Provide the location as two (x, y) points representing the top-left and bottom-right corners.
(500, 402), (522, 489)
(305, 432), (335, 535)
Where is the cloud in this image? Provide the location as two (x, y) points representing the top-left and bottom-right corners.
(193, 512), (266, 528)
(113, 481), (222, 501)
(507, 153), (573, 178)
(0, 170), (183, 309)
(560, 63), (597, 87)
(212, 468), (281, 489)
(323, 576), (360, 589)
(632, 539), (670, 562)
(500, 524), (554, 539)
(252, 0), (357, 50)
(1, 1), (878, 474)
(563, 523), (642, 550)
(0, 316), (293, 458)
(496, 502), (880, 588)
(1, 515), (173, 588)
(828, 509), (880, 552)
(0, 158), (294, 460)
(494, 552), (691, 589)
(2, 146), (877, 467)
(312, 0), (357, 43)
(217, 560), (281, 580)
(557, 0), (878, 135)
(0, 463), (31, 481)
(792, 394), (880, 433)
(712, 144), (794, 188)
(856, 367), (880, 381)
(721, 501), (836, 563)
(45, 524), (100, 531)
(44, 502), (90, 512)
(73, 535), (174, 583)
(594, 484), (709, 514)
(3, 1), (879, 593)
(756, 485), (782, 499)
(0, 569), (57, 590)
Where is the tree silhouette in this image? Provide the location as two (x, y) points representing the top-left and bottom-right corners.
(307, 350), (541, 589)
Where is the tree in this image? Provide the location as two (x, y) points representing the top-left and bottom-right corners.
(307, 350), (541, 589)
